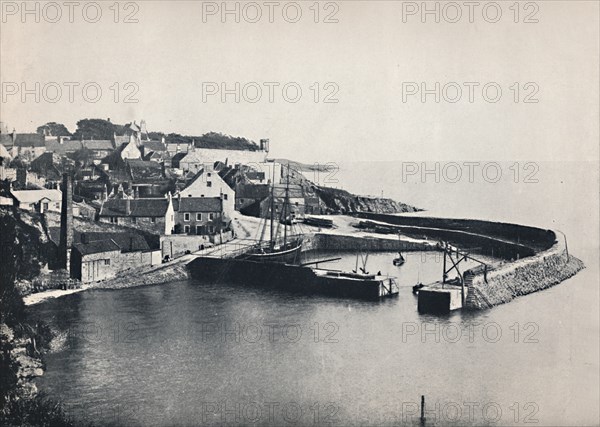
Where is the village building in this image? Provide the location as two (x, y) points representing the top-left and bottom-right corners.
(235, 184), (270, 212)
(45, 139), (83, 156)
(102, 134), (142, 170)
(75, 179), (108, 201)
(5, 133), (46, 160)
(172, 196), (224, 235)
(99, 195), (175, 235)
(256, 184), (305, 219)
(174, 139), (270, 168)
(169, 152), (188, 169)
(70, 231), (161, 284)
(0, 143), (13, 162)
(30, 152), (67, 187)
(126, 159), (171, 197)
(81, 140), (115, 162)
(141, 139), (168, 161)
(11, 188), (62, 213)
(178, 148), (205, 174)
(180, 167), (235, 217)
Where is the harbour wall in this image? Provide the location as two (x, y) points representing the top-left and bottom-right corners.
(354, 213), (556, 257)
(353, 213), (585, 309)
(302, 233), (437, 253)
(465, 238), (585, 309)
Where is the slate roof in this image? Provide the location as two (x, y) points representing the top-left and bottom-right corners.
(82, 140), (114, 150)
(12, 189), (62, 204)
(173, 197), (222, 212)
(180, 150), (203, 164)
(45, 140), (83, 154)
(14, 134), (45, 147)
(236, 184), (269, 200)
(99, 198), (170, 217)
(74, 239), (121, 255)
(0, 134), (14, 148)
(170, 152), (187, 167)
(80, 232), (151, 252)
(143, 140), (167, 152)
(0, 143), (12, 159)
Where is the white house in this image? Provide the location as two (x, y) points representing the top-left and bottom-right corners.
(11, 189), (62, 213)
(180, 167), (235, 217)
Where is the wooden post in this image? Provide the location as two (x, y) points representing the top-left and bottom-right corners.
(420, 395), (425, 426)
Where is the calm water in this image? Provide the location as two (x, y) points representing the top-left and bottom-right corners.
(29, 161), (599, 426)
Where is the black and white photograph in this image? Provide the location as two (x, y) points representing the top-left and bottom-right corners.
(0, 1), (599, 425)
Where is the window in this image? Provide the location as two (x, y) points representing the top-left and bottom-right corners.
(208, 226), (215, 234)
(223, 194), (228, 200)
(206, 181), (212, 187)
(132, 217), (137, 224)
(201, 194), (204, 197)
(54, 202), (60, 209)
(104, 259), (110, 265)
(209, 213), (214, 220)
(207, 172), (212, 177)
(184, 213), (190, 221)
(196, 225), (202, 234)
(42, 202), (49, 211)
(196, 213), (202, 221)
(151, 217), (156, 223)
(183, 225), (190, 233)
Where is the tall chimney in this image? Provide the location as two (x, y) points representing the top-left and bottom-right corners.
(59, 173), (74, 275)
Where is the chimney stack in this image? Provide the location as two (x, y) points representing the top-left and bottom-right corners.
(59, 173), (74, 275)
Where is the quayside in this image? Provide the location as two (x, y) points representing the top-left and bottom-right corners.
(188, 257), (398, 300)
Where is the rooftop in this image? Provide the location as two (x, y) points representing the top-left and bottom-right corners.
(99, 197), (170, 217)
(173, 197), (222, 212)
(45, 140), (83, 154)
(12, 189), (62, 204)
(73, 239), (121, 255)
(82, 140), (114, 150)
(14, 133), (45, 147)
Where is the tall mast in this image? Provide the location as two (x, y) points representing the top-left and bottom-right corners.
(283, 163), (290, 247)
(269, 163), (275, 250)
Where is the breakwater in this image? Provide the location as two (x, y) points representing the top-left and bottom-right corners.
(353, 213), (585, 309)
(465, 237), (585, 309)
(302, 232), (436, 253)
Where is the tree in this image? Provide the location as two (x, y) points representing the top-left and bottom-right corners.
(71, 119), (117, 141)
(36, 122), (71, 137)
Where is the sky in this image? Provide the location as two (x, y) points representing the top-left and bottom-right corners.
(1, 1), (598, 163)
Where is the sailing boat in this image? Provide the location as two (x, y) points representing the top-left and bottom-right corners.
(392, 233), (405, 266)
(242, 163), (303, 264)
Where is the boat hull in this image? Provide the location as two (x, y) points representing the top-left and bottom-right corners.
(240, 239), (303, 264)
(188, 257), (397, 300)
